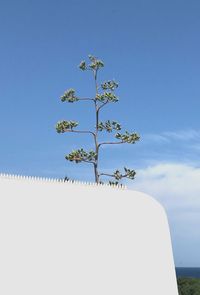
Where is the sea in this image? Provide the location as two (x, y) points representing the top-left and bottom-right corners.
(176, 267), (200, 279)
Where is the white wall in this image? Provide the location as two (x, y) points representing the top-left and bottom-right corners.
(0, 174), (178, 295)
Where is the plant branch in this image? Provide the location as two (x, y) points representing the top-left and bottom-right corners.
(78, 98), (95, 102)
(64, 129), (96, 137)
(98, 140), (124, 147)
(99, 172), (130, 178)
(82, 159), (95, 164)
(99, 173), (115, 178)
(98, 100), (109, 110)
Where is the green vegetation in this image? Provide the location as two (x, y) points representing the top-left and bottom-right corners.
(177, 277), (200, 295)
(56, 55), (140, 185)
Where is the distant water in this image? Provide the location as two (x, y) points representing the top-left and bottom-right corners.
(176, 267), (200, 279)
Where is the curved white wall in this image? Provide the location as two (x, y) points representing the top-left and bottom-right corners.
(0, 174), (178, 295)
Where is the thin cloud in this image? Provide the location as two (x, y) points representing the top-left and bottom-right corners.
(142, 133), (170, 144)
(163, 129), (200, 141)
(143, 129), (200, 144)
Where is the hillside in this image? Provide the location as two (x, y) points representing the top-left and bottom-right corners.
(177, 278), (200, 295)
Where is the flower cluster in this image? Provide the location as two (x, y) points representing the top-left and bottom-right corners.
(56, 120), (78, 133)
(65, 149), (97, 163)
(123, 167), (136, 179)
(109, 181), (121, 186)
(97, 120), (121, 132)
(115, 131), (140, 143)
(60, 89), (78, 103)
(113, 167), (136, 180)
(96, 92), (118, 103)
(101, 80), (118, 91)
(79, 55), (104, 71)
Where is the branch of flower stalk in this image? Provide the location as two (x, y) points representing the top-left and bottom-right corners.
(98, 173), (114, 178)
(99, 172), (130, 179)
(63, 129), (96, 138)
(69, 157), (95, 164)
(78, 98), (95, 102)
(98, 141), (124, 147)
(81, 159), (96, 164)
(98, 99), (109, 110)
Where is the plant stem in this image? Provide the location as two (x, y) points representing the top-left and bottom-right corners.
(93, 69), (100, 183)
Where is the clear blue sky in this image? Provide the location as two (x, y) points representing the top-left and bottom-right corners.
(1, 0), (200, 267)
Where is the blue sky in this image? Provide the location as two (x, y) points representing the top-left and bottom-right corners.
(1, 0), (200, 267)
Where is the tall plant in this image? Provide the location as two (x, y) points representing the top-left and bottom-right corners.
(56, 55), (140, 185)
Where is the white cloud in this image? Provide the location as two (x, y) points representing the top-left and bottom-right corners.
(131, 162), (200, 209)
(128, 162), (200, 266)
